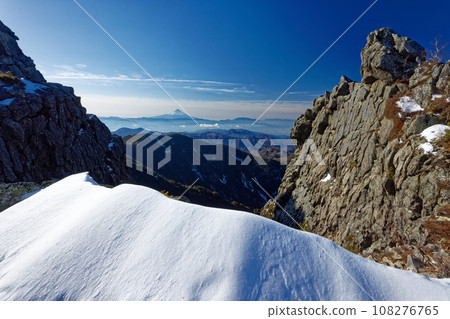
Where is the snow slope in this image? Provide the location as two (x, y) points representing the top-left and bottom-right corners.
(0, 173), (449, 301)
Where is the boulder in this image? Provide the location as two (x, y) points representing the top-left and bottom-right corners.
(361, 28), (425, 84)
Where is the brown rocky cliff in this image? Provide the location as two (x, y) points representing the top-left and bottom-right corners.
(0, 20), (130, 185)
(262, 28), (450, 278)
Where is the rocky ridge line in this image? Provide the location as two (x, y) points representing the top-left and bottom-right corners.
(262, 28), (450, 278)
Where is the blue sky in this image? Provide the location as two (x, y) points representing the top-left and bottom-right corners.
(0, 0), (448, 119)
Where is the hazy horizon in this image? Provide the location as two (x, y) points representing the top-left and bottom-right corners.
(1, 0), (449, 120)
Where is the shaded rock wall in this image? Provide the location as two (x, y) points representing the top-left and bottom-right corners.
(0, 20), (129, 185)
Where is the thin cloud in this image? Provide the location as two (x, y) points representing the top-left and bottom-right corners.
(48, 72), (237, 86)
(183, 86), (255, 94)
(47, 71), (140, 82)
(51, 64), (79, 72)
(288, 91), (323, 95)
(199, 123), (220, 128)
(45, 64), (239, 86)
(156, 79), (237, 85)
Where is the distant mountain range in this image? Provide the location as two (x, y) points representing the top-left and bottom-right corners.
(115, 127), (295, 161)
(114, 127), (288, 139)
(125, 133), (286, 210)
(100, 109), (296, 136)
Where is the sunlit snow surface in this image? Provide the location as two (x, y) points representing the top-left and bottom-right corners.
(320, 173), (332, 182)
(0, 173), (449, 301)
(420, 124), (450, 142)
(418, 124), (450, 154)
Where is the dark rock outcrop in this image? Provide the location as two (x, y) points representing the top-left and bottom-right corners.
(0, 20), (130, 185)
(0, 21), (45, 83)
(262, 28), (450, 278)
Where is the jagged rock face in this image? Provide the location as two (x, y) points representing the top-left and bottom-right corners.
(0, 21), (45, 83)
(263, 28), (450, 278)
(361, 28), (425, 84)
(0, 20), (130, 185)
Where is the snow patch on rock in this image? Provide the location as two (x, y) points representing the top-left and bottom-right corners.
(21, 79), (47, 94)
(0, 98), (14, 106)
(417, 125), (450, 155)
(396, 96), (424, 113)
(320, 173), (332, 182)
(420, 124), (450, 142)
(431, 94), (443, 100)
(418, 142), (435, 155)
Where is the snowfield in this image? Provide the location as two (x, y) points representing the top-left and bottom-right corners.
(0, 173), (449, 301)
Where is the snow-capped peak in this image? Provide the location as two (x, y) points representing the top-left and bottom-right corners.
(168, 109), (187, 116)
